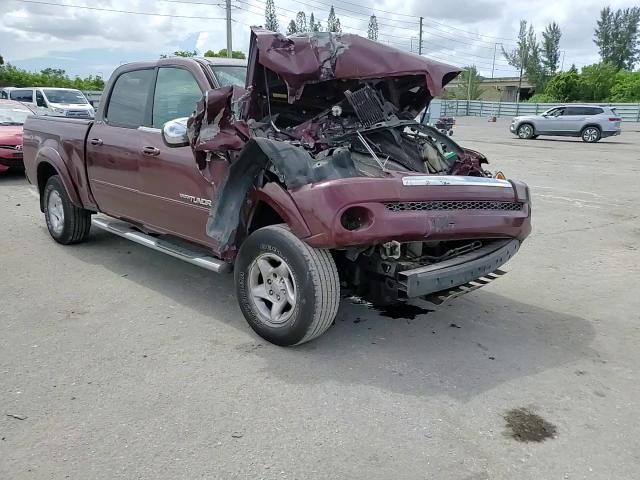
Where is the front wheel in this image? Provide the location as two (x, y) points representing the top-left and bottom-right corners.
(517, 123), (535, 139)
(43, 175), (92, 244)
(581, 126), (601, 143)
(235, 225), (340, 346)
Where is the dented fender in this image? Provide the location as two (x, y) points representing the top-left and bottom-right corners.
(253, 182), (312, 239)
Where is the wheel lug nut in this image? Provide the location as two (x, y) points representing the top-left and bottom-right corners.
(267, 279), (271, 284)
(269, 290), (273, 295)
(276, 295), (280, 301)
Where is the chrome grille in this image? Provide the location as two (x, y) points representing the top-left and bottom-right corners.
(384, 200), (524, 212)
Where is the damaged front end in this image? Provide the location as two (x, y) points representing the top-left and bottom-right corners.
(186, 27), (531, 305)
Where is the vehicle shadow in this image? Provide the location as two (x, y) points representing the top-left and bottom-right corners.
(65, 228), (598, 402)
(0, 169), (27, 184)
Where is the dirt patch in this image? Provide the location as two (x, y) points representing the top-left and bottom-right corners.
(504, 408), (557, 442)
(374, 303), (434, 320)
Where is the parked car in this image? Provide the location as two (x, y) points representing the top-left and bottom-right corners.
(0, 100), (36, 172)
(23, 28), (531, 346)
(510, 105), (622, 142)
(8, 87), (95, 118)
(1, 87), (18, 99)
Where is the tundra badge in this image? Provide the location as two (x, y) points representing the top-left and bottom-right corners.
(179, 193), (212, 207)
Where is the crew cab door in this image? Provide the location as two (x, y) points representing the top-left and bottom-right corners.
(136, 66), (220, 247)
(86, 68), (155, 220)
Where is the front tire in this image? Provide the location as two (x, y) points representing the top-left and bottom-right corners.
(517, 123), (535, 139)
(235, 224), (340, 346)
(43, 175), (92, 244)
(581, 126), (601, 143)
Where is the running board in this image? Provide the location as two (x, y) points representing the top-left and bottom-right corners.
(91, 217), (231, 273)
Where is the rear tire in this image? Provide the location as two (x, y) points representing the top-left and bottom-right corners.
(581, 126), (601, 143)
(517, 123), (535, 139)
(235, 224), (340, 346)
(43, 175), (92, 244)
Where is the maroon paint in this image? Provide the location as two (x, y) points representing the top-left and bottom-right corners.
(23, 48), (531, 261)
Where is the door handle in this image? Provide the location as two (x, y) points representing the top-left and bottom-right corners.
(141, 146), (160, 156)
(89, 138), (103, 146)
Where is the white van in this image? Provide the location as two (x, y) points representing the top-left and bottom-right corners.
(8, 87), (95, 118)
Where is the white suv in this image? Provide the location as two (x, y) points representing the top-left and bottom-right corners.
(510, 105), (622, 143)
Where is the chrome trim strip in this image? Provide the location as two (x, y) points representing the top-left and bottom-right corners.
(402, 175), (511, 187)
(138, 126), (162, 134)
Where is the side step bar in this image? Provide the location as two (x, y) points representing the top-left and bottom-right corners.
(91, 217), (231, 273)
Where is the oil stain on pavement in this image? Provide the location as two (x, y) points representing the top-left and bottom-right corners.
(504, 407), (557, 442)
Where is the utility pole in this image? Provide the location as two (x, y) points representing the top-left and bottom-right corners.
(491, 42), (502, 79)
(225, 0), (232, 58)
(418, 17), (423, 55)
(560, 50), (566, 71)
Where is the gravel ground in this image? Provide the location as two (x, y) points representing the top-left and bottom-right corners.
(1, 117), (639, 479)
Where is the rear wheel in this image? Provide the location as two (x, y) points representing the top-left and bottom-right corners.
(517, 123), (535, 139)
(43, 175), (92, 244)
(581, 126), (601, 143)
(235, 224), (340, 346)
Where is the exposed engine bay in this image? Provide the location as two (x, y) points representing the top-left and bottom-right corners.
(246, 80), (490, 179)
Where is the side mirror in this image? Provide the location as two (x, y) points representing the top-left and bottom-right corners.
(541, 113), (548, 117)
(162, 117), (190, 147)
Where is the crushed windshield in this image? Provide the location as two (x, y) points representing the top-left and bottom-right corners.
(0, 105), (31, 125)
(43, 89), (88, 104)
(210, 65), (247, 88)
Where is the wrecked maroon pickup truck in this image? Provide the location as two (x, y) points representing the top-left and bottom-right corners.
(23, 28), (531, 346)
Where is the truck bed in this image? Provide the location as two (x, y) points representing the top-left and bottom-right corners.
(23, 115), (95, 210)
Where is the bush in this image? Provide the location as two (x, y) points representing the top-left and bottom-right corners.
(0, 64), (104, 90)
(526, 93), (559, 103)
(610, 70), (640, 102)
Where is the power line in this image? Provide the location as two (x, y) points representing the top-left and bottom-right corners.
(13, 0), (228, 20)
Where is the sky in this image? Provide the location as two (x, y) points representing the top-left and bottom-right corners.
(1, 0), (638, 80)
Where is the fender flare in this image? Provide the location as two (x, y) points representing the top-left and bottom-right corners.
(253, 182), (312, 239)
(35, 146), (83, 209)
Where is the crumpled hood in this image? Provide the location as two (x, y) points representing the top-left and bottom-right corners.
(246, 27), (461, 109)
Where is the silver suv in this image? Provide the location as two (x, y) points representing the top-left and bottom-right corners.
(510, 105), (622, 143)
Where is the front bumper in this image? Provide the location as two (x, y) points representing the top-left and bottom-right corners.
(0, 150), (23, 168)
(398, 239), (520, 298)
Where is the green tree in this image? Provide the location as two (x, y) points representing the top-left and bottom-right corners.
(578, 63), (618, 101)
(0, 54), (4, 66)
(610, 70), (640, 101)
(541, 22), (562, 74)
(327, 6), (341, 33)
(295, 11), (307, 32)
(160, 50), (197, 58)
(203, 49), (246, 59)
(594, 6), (640, 69)
(367, 15), (379, 41)
(0, 64), (104, 90)
(544, 65), (580, 102)
(454, 66), (486, 100)
(286, 20), (298, 35)
(308, 12), (321, 32)
(265, 0), (279, 32)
